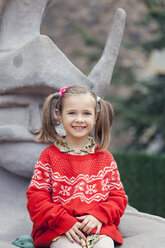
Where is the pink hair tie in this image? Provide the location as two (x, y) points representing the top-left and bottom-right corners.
(58, 86), (68, 96)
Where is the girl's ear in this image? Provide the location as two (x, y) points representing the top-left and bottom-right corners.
(55, 109), (62, 123)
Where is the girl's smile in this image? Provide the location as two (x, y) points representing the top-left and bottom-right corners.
(56, 94), (96, 149)
(72, 126), (86, 131)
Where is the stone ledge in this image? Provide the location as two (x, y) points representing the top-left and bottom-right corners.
(0, 240), (16, 248)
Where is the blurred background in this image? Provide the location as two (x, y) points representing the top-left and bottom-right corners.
(41, 0), (165, 217)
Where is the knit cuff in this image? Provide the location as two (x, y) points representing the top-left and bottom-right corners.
(55, 212), (78, 235)
(87, 208), (108, 225)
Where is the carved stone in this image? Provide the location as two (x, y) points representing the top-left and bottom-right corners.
(0, 1), (165, 247)
(0, 2), (126, 178)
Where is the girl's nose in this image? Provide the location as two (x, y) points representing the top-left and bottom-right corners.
(28, 103), (41, 133)
(75, 114), (84, 123)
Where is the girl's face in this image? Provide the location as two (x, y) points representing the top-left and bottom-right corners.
(56, 93), (96, 144)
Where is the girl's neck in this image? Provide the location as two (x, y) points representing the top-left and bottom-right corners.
(65, 136), (89, 153)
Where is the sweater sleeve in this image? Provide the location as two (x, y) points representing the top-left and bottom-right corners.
(26, 148), (77, 235)
(86, 155), (128, 226)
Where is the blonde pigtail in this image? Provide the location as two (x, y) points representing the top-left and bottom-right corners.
(36, 94), (60, 143)
(95, 99), (114, 151)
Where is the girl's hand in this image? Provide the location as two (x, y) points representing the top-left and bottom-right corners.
(77, 215), (103, 235)
(65, 222), (86, 245)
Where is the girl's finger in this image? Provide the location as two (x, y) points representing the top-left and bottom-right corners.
(96, 224), (102, 235)
(80, 218), (89, 229)
(76, 216), (86, 220)
(76, 229), (87, 241)
(70, 231), (82, 245)
(82, 223), (95, 234)
(65, 232), (74, 243)
(84, 227), (92, 234)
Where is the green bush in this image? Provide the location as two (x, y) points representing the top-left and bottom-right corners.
(113, 151), (165, 218)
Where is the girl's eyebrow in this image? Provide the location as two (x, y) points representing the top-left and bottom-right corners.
(83, 108), (95, 111)
(66, 108), (93, 111)
(84, 109), (93, 111)
(66, 109), (76, 112)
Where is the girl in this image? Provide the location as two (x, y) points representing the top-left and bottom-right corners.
(26, 84), (128, 248)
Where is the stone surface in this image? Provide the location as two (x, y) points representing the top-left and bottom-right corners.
(0, 1), (165, 248)
(88, 8), (126, 96)
(0, 0), (52, 52)
(0, 34), (93, 95)
(0, 167), (32, 242)
(0, 5), (126, 178)
(119, 206), (165, 248)
(0, 240), (16, 248)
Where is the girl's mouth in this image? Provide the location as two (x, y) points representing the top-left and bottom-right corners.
(72, 126), (86, 131)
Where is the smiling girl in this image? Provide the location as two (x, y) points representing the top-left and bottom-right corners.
(26, 84), (127, 248)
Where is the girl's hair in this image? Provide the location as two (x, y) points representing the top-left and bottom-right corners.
(36, 84), (114, 151)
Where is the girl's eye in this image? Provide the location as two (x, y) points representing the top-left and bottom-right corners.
(68, 112), (75, 115)
(84, 112), (91, 115)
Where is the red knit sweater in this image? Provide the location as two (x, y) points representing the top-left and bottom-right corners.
(26, 145), (127, 248)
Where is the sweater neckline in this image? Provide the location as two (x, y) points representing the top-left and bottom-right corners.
(52, 144), (100, 160)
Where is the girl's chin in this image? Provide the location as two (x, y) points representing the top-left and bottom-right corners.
(67, 131), (89, 140)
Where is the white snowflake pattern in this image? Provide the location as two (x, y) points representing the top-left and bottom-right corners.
(44, 172), (51, 182)
(59, 185), (72, 196)
(85, 184), (98, 195)
(111, 170), (120, 181)
(101, 178), (111, 191)
(44, 172), (50, 177)
(74, 181), (85, 193)
(33, 170), (42, 180)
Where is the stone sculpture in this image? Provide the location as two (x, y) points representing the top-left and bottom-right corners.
(0, 0), (126, 178)
(0, 1), (165, 247)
